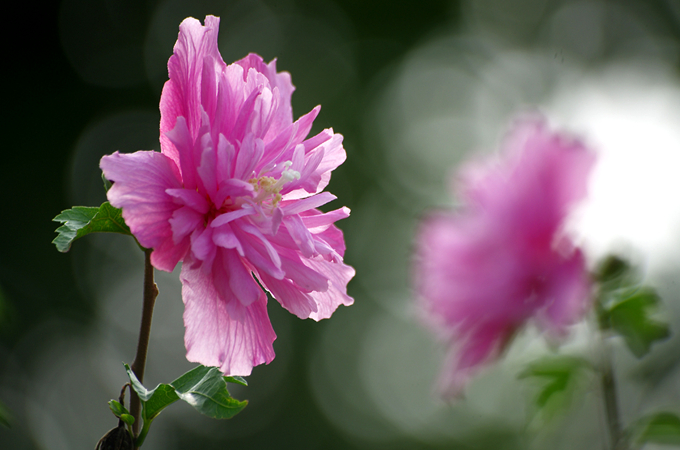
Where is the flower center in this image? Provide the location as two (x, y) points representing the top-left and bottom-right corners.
(249, 161), (300, 207)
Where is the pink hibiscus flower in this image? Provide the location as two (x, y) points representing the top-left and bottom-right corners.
(415, 117), (594, 397)
(100, 16), (354, 376)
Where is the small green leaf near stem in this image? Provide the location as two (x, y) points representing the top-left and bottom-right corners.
(52, 202), (132, 252)
(124, 363), (248, 447)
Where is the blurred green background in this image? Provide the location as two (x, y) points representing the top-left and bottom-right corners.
(4, 0), (680, 449)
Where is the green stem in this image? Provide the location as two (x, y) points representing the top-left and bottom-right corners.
(130, 249), (159, 448)
(135, 419), (152, 447)
(600, 331), (627, 450)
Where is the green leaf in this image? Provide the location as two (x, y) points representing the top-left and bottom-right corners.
(519, 355), (591, 423)
(52, 202), (132, 252)
(607, 288), (670, 358)
(171, 366), (248, 419)
(631, 412), (680, 445)
(142, 384), (180, 421)
(123, 363), (247, 446)
(124, 364), (179, 420)
(224, 375), (248, 387)
(102, 171), (112, 192)
(108, 399), (135, 427)
(120, 414), (135, 427)
(124, 364), (180, 447)
(108, 399), (129, 418)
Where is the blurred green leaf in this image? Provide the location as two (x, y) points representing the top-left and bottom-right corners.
(519, 355), (591, 423)
(595, 255), (635, 287)
(607, 288), (669, 358)
(630, 412), (680, 445)
(595, 255), (670, 358)
(52, 202), (131, 252)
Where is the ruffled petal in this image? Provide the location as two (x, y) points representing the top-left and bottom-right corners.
(181, 259), (276, 376)
(232, 223), (284, 279)
(233, 133), (264, 180)
(282, 215), (315, 258)
(259, 106), (320, 173)
(236, 54), (295, 139)
(160, 16), (223, 167)
(284, 130), (346, 199)
(302, 257), (354, 321)
(100, 150), (183, 270)
(280, 192), (336, 215)
(212, 222), (244, 256)
(151, 235), (190, 273)
(258, 272), (317, 319)
(211, 208), (253, 227)
(166, 188), (209, 213)
(279, 253), (329, 293)
(190, 225), (216, 271)
(301, 207), (351, 233)
(223, 249), (262, 307)
(169, 205), (204, 244)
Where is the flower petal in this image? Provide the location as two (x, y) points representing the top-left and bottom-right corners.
(181, 259), (276, 376)
(100, 150), (184, 270)
(160, 16), (222, 167)
(280, 192), (336, 215)
(301, 207), (350, 232)
(282, 215), (315, 258)
(166, 188), (210, 213)
(212, 222), (244, 255)
(169, 205), (204, 244)
(258, 272), (318, 319)
(223, 249), (262, 307)
(302, 257), (355, 321)
(236, 54), (295, 139)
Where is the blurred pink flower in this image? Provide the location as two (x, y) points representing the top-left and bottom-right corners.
(100, 16), (354, 376)
(415, 117), (594, 397)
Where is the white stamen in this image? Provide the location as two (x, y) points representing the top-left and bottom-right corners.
(273, 161), (300, 190)
(249, 161), (301, 207)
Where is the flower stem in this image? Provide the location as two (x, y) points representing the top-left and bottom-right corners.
(600, 333), (626, 450)
(130, 249), (158, 448)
